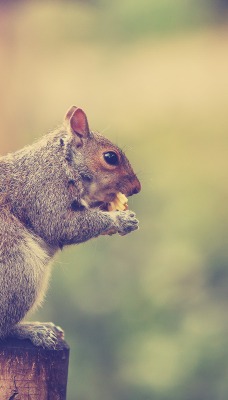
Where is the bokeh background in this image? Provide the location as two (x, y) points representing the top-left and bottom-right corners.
(1, 1), (228, 399)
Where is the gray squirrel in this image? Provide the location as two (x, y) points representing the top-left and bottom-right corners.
(0, 106), (141, 349)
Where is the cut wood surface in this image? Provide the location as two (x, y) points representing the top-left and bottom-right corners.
(0, 328), (70, 400)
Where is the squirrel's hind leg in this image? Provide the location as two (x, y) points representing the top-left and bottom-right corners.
(0, 213), (54, 348)
(8, 322), (64, 349)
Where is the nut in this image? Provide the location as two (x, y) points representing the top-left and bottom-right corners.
(108, 192), (128, 211)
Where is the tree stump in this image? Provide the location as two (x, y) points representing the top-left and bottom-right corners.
(0, 326), (70, 400)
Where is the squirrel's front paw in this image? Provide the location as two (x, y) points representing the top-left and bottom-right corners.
(112, 210), (139, 236)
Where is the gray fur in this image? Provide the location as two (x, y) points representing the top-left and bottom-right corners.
(0, 109), (140, 348)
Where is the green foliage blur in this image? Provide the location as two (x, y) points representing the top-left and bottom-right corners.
(1, 1), (228, 399)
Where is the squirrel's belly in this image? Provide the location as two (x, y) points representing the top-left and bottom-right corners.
(20, 232), (54, 315)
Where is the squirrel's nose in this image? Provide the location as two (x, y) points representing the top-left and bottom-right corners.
(129, 177), (141, 196)
(132, 186), (140, 195)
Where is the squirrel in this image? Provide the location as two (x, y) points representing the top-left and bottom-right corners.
(0, 106), (141, 349)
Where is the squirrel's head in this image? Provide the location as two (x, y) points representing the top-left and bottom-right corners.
(65, 106), (141, 208)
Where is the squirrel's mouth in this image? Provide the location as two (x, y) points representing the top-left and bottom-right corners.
(90, 200), (106, 209)
(87, 192), (117, 210)
(89, 192), (128, 212)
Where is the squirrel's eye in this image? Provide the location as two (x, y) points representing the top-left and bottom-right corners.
(103, 151), (119, 166)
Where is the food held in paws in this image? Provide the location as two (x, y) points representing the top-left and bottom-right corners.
(108, 192), (128, 211)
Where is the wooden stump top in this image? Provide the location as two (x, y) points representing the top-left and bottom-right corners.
(0, 330), (70, 400)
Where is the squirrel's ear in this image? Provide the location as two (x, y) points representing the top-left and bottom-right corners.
(65, 106), (77, 121)
(65, 106), (90, 140)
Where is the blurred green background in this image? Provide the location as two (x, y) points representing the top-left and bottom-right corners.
(1, 1), (228, 399)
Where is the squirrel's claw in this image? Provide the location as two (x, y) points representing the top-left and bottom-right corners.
(106, 210), (139, 237)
